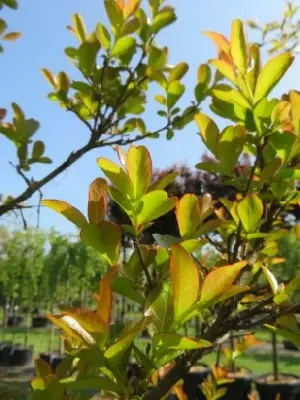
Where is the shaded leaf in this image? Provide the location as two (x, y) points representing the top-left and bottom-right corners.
(98, 267), (118, 325)
(88, 178), (108, 224)
(237, 194), (263, 233)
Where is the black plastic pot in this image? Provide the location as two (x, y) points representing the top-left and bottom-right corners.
(31, 316), (49, 328)
(219, 373), (252, 400)
(10, 346), (33, 366)
(255, 374), (300, 400)
(181, 365), (211, 400)
(7, 315), (24, 326)
(283, 340), (299, 351)
(0, 344), (13, 366)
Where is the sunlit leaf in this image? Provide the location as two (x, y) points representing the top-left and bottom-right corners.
(230, 19), (248, 74)
(80, 222), (121, 266)
(169, 62), (189, 82)
(41, 68), (57, 90)
(148, 171), (179, 191)
(237, 194), (263, 233)
(41, 200), (87, 229)
(170, 245), (200, 320)
(104, 0), (124, 33)
(96, 23), (111, 50)
(167, 81), (185, 109)
(97, 157), (133, 197)
(111, 36), (136, 57)
(176, 194), (201, 239)
(126, 145), (152, 199)
(151, 7), (176, 33)
(72, 14), (87, 42)
(98, 267), (118, 325)
(200, 261), (248, 306)
(254, 52), (294, 104)
(136, 190), (176, 226)
(194, 112), (219, 156)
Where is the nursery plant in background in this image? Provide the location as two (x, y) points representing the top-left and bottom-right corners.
(1, 1), (300, 400)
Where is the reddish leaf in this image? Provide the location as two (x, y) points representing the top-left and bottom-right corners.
(88, 178), (108, 224)
(97, 267), (118, 326)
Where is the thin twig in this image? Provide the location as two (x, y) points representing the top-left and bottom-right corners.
(133, 238), (153, 289)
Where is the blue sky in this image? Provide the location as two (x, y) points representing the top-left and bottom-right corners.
(1, 0), (299, 234)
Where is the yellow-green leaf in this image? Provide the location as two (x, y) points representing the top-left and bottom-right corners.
(148, 171), (179, 191)
(124, 0), (141, 19)
(209, 59), (236, 83)
(151, 7), (176, 33)
(170, 245), (200, 320)
(80, 222), (121, 266)
(0, 19), (7, 36)
(41, 200), (87, 229)
(57, 71), (70, 93)
(200, 261), (248, 306)
(32, 140), (45, 159)
(111, 36), (136, 57)
(237, 194), (263, 233)
(96, 23), (111, 50)
(261, 266), (279, 295)
(167, 81), (185, 109)
(290, 90), (300, 135)
(211, 84), (251, 109)
(217, 125), (246, 175)
(169, 62), (189, 82)
(230, 19), (248, 74)
(97, 157), (133, 197)
(126, 145), (152, 199)
(176, 194), (201, 239)
(153, 333), (211, 359)
(104, 0), (124, 33)
(254, 52), (294, 104)
(194, 112), (219, 156)
(247, 44), (261, 93)
(72, 14), (87, 42)
(88, 178), (108, 224)
(136, 190), (176, 226)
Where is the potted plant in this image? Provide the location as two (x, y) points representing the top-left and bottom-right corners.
(255, 329), (300, 400)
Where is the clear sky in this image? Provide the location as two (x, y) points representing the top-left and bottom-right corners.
(1, 0), (299, 234)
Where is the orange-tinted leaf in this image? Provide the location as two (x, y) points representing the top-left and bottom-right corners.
(126, 145), (152, 199)
(88, 178), (108, 224)
(62, 309), (107, 334)
(2, 31), (21, 41)
(35, 358), (53, 377)
(116, 0), (124, 10)
(41, 68), (57, 90)
(170, 245), (200, 320)
(41, 200), (87, 229)
(176, 194), (201, 239)
(98, 267), (118, 326)
(124, 0), (141, 18)
(203, 31), (230, 55)
(200, 261), (248, 306)
(80, 222), (121, 266)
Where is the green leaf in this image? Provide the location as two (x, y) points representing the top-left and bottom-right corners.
(254, 52), (294, 104)
(264, 324), (300, 347)
(194, 112), (219, 156)
(209, 59), (236, 83)
(104, 0), (124, 33)
(259, 158), (282, 185)
(32, 141), (45, 159)
(170, 245), (200, 321)
(72, 14), (87, 42)
(96, 23), (111, 50)
(78, 40), (100, 77)
(121, 17), (140, 35)
(144, 282), (174, 333)
(195, 64), (211, 102)
(112, 277), (144, 305)
(136, 190), (176, 226)
(167, 81), (185, 109)
(230, 19), (248, 74)
(104, 318), (150, 369)
(211, 84), (251, 109)
(148, 171), (179, 191)
(148, 45), (168, 69)
(97, 157), (133, 197)
(217, 125), (246, 175)
(1, 0), (18, 9)
(126, 145), (152, 199)
(153, 333), (212, 360)
(80, 221), (121, 266)
(200, 261), (248, 306)
(261, 266), (279, 295)
(237, 194), (263, 233)
(169, 62), (189, 82)
(0, 19), (7, 35)
(57, 71), (70, 93)
(41, 200), (87, 229)
(60, 376), (122, 393)
(111, 36), (136, 57)
(108, 186), (133, 216)
(193, 219), (223, 237)
(152, 234), (180, 248)
(278, 168), (300, 180)
(247, 44), (261, 93)
(151, 7), (176, 33)
(41, 68), (57, 90)
(175, 194), (201, 239)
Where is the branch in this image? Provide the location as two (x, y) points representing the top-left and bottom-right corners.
(133, 238), (153, 289)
